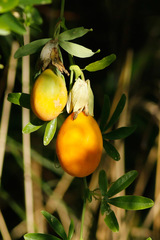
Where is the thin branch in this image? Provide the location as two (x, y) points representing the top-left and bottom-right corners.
(0, 211), (12, 240)
(0, 41), (18, 185)
(22, 26), (34, 232)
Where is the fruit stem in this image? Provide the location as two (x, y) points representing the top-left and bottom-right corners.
(80, 178), (88, 240)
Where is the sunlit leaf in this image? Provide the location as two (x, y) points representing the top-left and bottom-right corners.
(84, 54), (116, 72)
(7, 92), (31, 109)
(43, 118), (57, 146)
(22, 118), (44, 134)
(100, 95), (110, 131)
(68, 220), (74, 240)
(41, 211), (67, 240)
(103, 140), (120, 161)
(107, 171), (138, 198)
(24, 233), (61, 240)
(104, 208), (119, 232)
(104, 94), (126, 131)
(0, 13), (26, 36)
(108, 196), (154, 210)
(99, 170), (108, 196)
(58, 27), (92, 41)
(103, 126), (136, 140)
(59, 40), (100, 58)
(14, 38), (51, 58)
(19, 0), (52, 6)
(0, 0), (19, 13)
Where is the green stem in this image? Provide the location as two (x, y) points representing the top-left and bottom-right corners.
(60, 0), (65, 19)
(80, 178), (88, 240)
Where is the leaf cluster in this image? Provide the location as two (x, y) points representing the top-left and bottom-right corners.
(100, 94), (136, 160)
(24, 211), (74, 240)
(0, 0), (51, 36)
(85, 170), (154, 232)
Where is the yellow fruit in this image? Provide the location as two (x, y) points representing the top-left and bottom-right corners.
(56, 112), (103, 177)
(31, 69), (68, 121)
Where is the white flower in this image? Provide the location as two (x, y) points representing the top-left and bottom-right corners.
(66, 78), (94, 118)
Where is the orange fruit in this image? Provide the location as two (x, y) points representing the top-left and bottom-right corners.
(31, 69), (68, 121)
(56, 112), (103, 177)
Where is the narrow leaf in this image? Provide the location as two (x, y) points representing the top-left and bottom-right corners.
(99, 170), (108, 196)
(104, 209), (119, 232)
(0, 12), (26, 35)
(108, 196), (154, 210)
(59, 40), (100, 58)
(100, 200), (110, 215)
(24, 233), (61, 240)
(14, 38), (51, 58)
(84, 188), (92, 203)
(41, 211), (68, 240)
(68, 220), (74, 240)
(100, 95), (110, 131)
(7, 93), (31, 109)
(103, 140), (120, 161)
(58, 27), (92, 41)
(43, 118), (57, 146)
(107, 170), (138, 198)
(103, 126), (136, 140)
(104, 94), (126, 131)
(23, 118), (44, 134)
(84, 54), (116, 72)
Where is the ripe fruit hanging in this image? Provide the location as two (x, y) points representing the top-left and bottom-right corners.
(30, 69), (68, 121)
(56, 112), (103, 177)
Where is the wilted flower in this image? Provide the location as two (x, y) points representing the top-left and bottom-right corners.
(40, 39), (69, 75)
(66, 78), (94, 119)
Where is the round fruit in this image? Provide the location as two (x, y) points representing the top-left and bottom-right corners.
(56, 112), (103, 177)
(31, 69), (68, 121)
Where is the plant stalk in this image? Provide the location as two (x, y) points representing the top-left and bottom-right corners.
(60, 0), (65, 20)
(22, 25), (35, 232)
(80, 178), (88, 240)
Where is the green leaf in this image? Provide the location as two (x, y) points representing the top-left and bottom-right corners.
(41, 211), (68, 240)
(19, 0), (52, 6)
(99, 170), (108, 196)
(108, 196), (154, 210)
(104, 94), (126, 131)
(43, 118), (57, 146)
(7, 93), (31, 109)
(146, 238), (152, 240)
(23, 118), (44, 134)
(100, 95), (110, 131)
(103, 140), (120, 161)
(59, 40), (100, 58)
(58, 27), (92, 41)
(24, 233), (61, 240)
(0, 12), (26, 36)
(0, 0), (19, 13)
(104, 208), (119, 232)
(103, 126), (136, 140)
(68, 220), (74, 240)
(107, 171), (138, 198)
(84, 188), (92, 203)
(14, 38), (51, 58)
(100, 200), (110, 215)
(84, 54), (116, 72)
